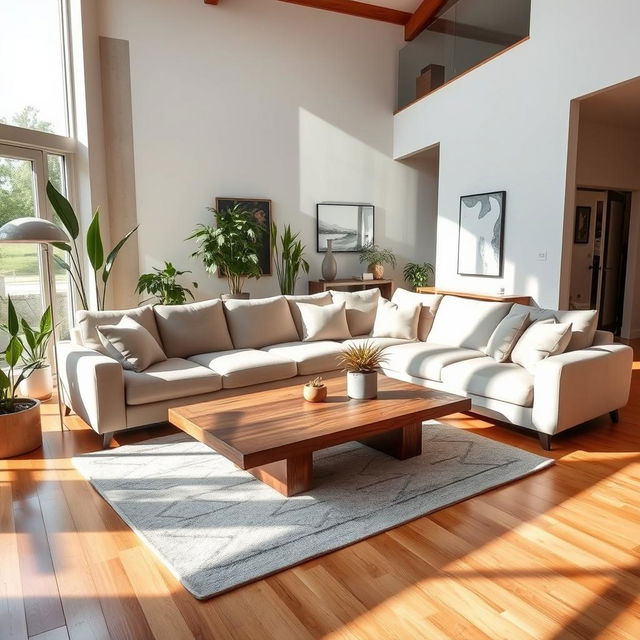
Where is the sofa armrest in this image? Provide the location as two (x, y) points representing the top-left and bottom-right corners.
(532, 344), (633, 435)
(592, 330), (614, 346)
(58, 341), (126, 434)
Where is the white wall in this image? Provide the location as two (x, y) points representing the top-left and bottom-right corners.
(94, 0), (437, 300)
(394, 0), (640, 308)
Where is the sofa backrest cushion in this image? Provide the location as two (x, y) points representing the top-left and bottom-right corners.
(511, 319), (572, 372)
(508, 303), (598, 352)
(485, 312), (531, 363)
(76, 305), (162, 355)
(391, 288), (443, 341)
(330, 288), (380, 336)
(223, 295), (299, 349)
(298, 301), (351, 342)
(285, 292), (333, 339)
(426, 296), (512, 351)
(153, 299), (233, 358)
(372, 298), (420, 340)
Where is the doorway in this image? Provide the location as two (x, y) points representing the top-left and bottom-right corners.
(569, 188), (630, 334)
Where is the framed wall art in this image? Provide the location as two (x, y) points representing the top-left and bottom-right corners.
(316, 203), (374, 252)
(574, 206), (591, 244)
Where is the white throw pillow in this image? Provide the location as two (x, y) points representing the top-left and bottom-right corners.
(485, 312), (531, 363)
(297, 302), (351, 342)
(330, 289), (380, 336)
(372, 298), (421, 340)
(391, 288), (442, 341)
(98, 315), (167, 372)
(511, 319), (572, 372)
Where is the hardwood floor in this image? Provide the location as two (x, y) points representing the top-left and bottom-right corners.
(2, 342), (639, 639)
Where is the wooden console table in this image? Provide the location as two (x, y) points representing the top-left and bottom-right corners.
(415, 287), (531, 306)
(309, 279), (394, 299)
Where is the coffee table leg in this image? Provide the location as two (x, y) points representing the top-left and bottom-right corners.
(359, 422), (423, 460)
(248, 453), (313, 497)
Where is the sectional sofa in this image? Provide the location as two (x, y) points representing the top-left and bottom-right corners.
(58, 289), (633, 450)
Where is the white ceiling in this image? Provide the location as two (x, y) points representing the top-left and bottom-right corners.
(580, 78), (640, 130)
(375, 0), (422, 12)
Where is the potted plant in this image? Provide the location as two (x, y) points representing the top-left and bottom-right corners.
(18, 305), (54, 400)
(0, 297), (41, 458)
(337, 341), (385, 400)
(359, 244), (396, 280)
(189, 202), (265, 299)
(403, 262), (435, 289)
(303, 376), (327, 403)
(271, 222), (309, 295)
(136, 261), (198, 305)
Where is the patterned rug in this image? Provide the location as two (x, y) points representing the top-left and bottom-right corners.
(73, 422), (553, 599)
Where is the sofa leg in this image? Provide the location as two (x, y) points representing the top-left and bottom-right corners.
(63, 404), (72, 417)
(609, 410), (619, 424)
(538, 432), (552, 451)
(102, 433), (114, 449)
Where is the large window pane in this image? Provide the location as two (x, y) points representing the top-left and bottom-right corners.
(0, 0), (68, 135)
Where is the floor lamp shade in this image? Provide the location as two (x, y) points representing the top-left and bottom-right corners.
(0, 217), (69, 244)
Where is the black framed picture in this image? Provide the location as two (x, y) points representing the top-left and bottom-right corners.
(316, 203), (374, 252)
(574, 206), (591, 244)
(457, 191), (506, 278)
(215, 197), (272, 275)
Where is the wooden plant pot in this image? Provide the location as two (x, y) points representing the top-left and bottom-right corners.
(222, 292), (250, 300)
(304, 385), (327, 403)
(369, 263), (384, 279)
(0, 399), (42, 459)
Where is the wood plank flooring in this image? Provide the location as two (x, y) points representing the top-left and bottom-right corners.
(1, 341), (639, 639)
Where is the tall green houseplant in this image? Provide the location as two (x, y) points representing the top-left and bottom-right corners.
(270, 222), (309, 295)
(46, 181), (138, 310)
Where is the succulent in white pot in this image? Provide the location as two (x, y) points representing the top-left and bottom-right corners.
(17, 305), (54, 400)
(337, 341), (386, 400)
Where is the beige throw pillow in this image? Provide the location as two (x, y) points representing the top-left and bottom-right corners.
(330, 289), (380, 336)
(285, 292), (333, 339)
(391, 288), (442, 341)
(485, 312), (530, 362)
(511, 319), (572, 372)
(297, 302), (351, 342)
(97, 316), (167, 372)
(372, 298), (420, 340)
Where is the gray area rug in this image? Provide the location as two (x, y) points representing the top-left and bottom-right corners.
(73, 422), (553, 599)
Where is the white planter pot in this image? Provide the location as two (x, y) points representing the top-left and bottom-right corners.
(347, 371), (378, 400)
(19, 366), (53, 401)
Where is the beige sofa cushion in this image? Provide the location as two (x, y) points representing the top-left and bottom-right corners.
(427, 296), (512, 351)
(285, 292), (332, 339)
(223, 296), (299, 349)
(124, 358), (222, 405)
(441, 357), (534, 407)
(77, 305), (162, 355)
(189, 349), (297, 389)
(297, 302), (351, 342)
(330, 289), (380, 336)
(391, 288), (442, 340)
(97, 316), (167, 372)
(383, 342), (485, 382)
(372, 298), (420, 340)
(262, 341), (345, 375)
(153, 299), (233, 358)
(485, 312), (531, 363)
(344, 336), (414, 350)
(511, 320), (572, 373)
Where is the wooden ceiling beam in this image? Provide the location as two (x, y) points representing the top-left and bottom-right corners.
(278, 0), (412, 26)
(405, 0), (448, 41)
(204, 0), (220, 5)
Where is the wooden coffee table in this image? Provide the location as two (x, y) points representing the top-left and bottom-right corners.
(168, 375), (471, 496)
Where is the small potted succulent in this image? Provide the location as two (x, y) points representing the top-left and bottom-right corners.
(359, 243), (396, 280)
(337, 341), (385, 400)
(303, 376), (327, 403)
(403, 262), (434, 289)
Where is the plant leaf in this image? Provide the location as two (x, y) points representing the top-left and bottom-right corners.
(39, 306), (52, 334)
(7, 297), (18, 336)
(102, 225), (138, 284)
(5, 336), (22, 367)
(46, 181), (79, 239)
(86, 210), (104, 271)
(52, 242), (71, 252)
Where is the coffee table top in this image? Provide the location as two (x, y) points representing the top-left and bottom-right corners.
(168, 375), (470, 469)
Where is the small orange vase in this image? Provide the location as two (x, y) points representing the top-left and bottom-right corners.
(303, 385), (327, 403)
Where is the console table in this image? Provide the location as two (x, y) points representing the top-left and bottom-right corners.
(415, 287), (531, 306)
(309, 279), (394, 299)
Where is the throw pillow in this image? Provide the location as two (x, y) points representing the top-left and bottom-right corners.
(330, 288), (380, 336)
(285, 292), (333, 339)
(391, 288), (442, 340)
(485, 312), (531, 362)
(297, 302), (351, 342)
(97, 316), (167, 372)
(511, 319), (572, 372)
(372, 298), (421, 340)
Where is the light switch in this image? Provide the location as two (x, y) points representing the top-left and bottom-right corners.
(537, 250), (547, 261)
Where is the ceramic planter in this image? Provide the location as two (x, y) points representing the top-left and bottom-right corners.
(0, 399), (42, 458)
(19, 365), (53, 400)
(347, 371), (378, 399)
(369, 263), (384, 279)
(304, 384), (327, 403)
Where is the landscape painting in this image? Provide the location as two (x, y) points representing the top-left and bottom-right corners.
(457, 191), (505, 277)
(216, 198), (272, 275)
(317, 203), (374, 252)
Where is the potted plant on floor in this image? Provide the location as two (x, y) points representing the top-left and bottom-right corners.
(18, 305), (54, 400)
(337, 340), (386, 400)
(136, 261), (198, 305)
(303, 376), (327, 403)
(0, 297), (41, 458)
(403, 262), (435, 289)
(189, 202), (265, 299)
(359, 243), (396, 280)
(270, 222), (309, 295)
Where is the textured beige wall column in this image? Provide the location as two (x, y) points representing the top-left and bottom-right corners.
(99, 36), (140, 309)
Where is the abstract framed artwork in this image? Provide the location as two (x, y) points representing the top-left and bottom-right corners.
(316, 203), (374, 253)
(215, 197), (272, 275)
(457, 191), (506, 278)
(574, 206), (591, 244)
